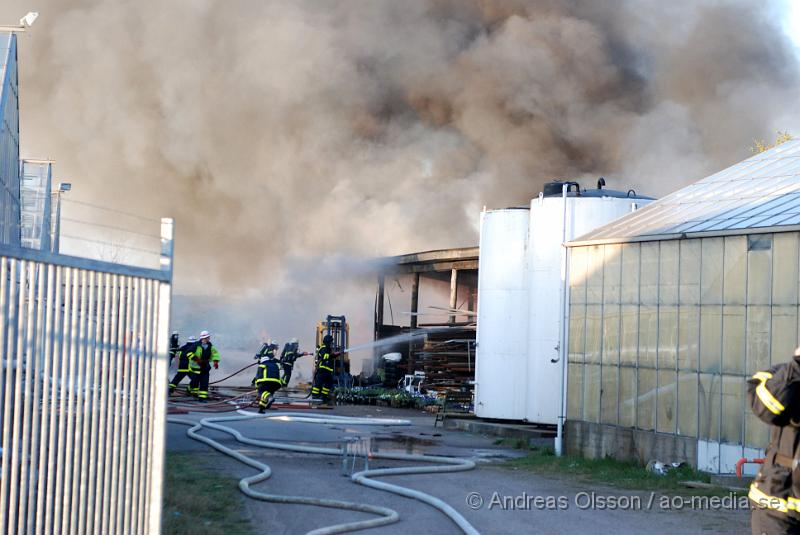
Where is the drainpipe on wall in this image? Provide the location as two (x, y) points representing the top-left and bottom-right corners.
(555, 184), (570, 457)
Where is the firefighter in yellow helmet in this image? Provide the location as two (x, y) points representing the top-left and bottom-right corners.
(748, 346), (800, 533)
(188, 330), (221, 402)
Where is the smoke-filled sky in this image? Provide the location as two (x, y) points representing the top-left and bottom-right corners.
(1, 1), (799, 367)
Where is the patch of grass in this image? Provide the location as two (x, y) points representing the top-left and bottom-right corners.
(493, 437), (532, 450)
(162, 452), (254, 535)
(505, 446), (737, 496)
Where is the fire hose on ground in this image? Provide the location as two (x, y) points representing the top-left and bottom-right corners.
(209, 362), (258, 385)
(167, 412), (481, 535)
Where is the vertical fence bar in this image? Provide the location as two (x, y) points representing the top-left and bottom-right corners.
(43, 265), (64, 535)
(148, 278), (161, 529)
(34, 263), (55, 535)
(115, 275), (134, 533)
(108, 276), (127, 533)
(148, 277), (171, 532)
(51, 267), (71, 535)
(143, 277), (153, 535)
(0, 257), (12, 533)
(149, 218), (174, 533)
(59, 268), (81, 535)
(18, 261), (38, 532)
(26, 263), (47, 532)
(76, 270), (96, 535)
(84, 271), (104, 535)
(8, 259), (27, 535)
(138, 278), (155, 532)
(126, 276), (138, 534)
(0, 259), (18, 533)
(130, 278), (145, 535)
(123, 276), (140, 533)
(3, 260), (26, 533)
(144, 279), (156, 530)
(68, 269), (89, 535)
(102, 274), (121, 535)
(92, 272), (111, 535)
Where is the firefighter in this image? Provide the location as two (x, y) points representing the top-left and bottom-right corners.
(253, 340), (282, 413)
(311, 334), (338, 404)
(256, 339), (279, 360)
(188, 330), (221, 402)
(169, 335), (198, 395)
(169, 331), (180, 362)
(188, 352), (202, 396)
(748, 346), (800, 534)
(280, 338), (308, 387)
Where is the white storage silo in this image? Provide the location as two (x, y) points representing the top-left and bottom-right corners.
(526, 183), (654, 424)
(474, 208), (530, 419)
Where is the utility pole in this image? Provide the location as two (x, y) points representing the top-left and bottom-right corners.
(52, 182), (71, 253)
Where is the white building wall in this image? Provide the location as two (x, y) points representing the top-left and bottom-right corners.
(475, 208), (530, 419)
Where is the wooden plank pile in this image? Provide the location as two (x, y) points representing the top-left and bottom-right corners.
(412, 327), (476, 390)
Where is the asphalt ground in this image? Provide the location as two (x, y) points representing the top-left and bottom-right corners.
(165, 404), (750, 534)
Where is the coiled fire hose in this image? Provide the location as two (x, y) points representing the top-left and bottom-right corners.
(167, 412), (480, 535)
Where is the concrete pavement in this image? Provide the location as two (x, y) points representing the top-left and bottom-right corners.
(166, 405), (750, 534)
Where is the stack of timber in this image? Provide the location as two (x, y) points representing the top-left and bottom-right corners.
(412, 327), (476, 390)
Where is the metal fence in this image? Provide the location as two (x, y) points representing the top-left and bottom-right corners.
(0, 218), (174, 534)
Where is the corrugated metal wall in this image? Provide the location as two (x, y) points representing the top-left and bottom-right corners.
(0, 242), (172, 534)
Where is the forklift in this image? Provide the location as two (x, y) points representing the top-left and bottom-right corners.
(315, 315), (352, 388)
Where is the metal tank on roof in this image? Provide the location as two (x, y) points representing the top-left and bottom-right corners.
(474, 178), (655, 422)
(474, 207), (530, 420)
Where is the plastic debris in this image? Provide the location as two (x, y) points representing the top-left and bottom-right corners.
(646, 460), (687, 475)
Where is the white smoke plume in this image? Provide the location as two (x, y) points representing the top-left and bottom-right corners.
(1, 1), (797, 370)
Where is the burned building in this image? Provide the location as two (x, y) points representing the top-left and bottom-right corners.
(374, 248), (478, 389)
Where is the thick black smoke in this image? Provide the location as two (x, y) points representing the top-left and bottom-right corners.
(1, 1), (796, 368)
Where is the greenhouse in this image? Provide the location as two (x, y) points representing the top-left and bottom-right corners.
(564, 140), (800, 474)
(0, 32), (19, 246)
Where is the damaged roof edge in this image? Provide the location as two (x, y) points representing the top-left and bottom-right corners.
(387, 246), (479, 265)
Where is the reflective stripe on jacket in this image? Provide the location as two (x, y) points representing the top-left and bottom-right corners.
(190, 343), (221, 369)
(175, 341), (198, 372)
(316, 344), (334, 372)
(747, 357), (800, 518)
(254, 359), (282, 385)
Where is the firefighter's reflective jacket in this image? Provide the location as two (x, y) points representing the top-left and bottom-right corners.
(748, 356), (800, 516)
(254, 358), (282, 385)
(189, 342), (221, 372)
(175, 341), (198, 372)
(316, 344), (334, 372)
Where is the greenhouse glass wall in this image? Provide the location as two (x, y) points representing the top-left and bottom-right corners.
(20, 160), (52, 251)
(564, 140), (800, 473)
(565, 233), (800, 471)
(0, 32), (20, 246)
